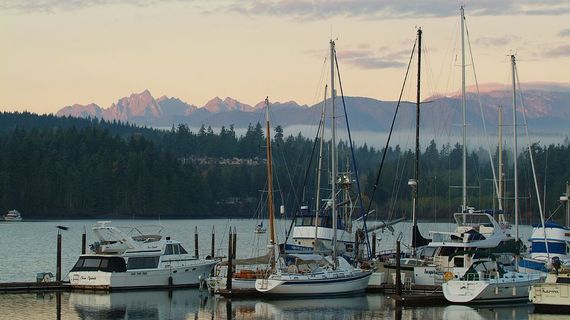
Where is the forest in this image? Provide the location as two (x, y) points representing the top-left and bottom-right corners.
(0, 111), (569, 226)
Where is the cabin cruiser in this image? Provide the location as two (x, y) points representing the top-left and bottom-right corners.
(3, 209), (22, 221)
(68, 221), (216, 290)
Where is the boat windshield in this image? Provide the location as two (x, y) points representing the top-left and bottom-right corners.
(454, 213), (493, 227)
(71, 256), (127, 272)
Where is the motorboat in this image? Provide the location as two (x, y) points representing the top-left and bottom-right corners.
(529, 265), (570, 314)
(3, 209), (22, 221)
(68, 221), (217, 290)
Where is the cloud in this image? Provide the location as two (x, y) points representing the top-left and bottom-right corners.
(473, 35), (520, 47)
(542, 44), (570, 57)
(0, 0), (192, 13)
(559, 28), (570, 37)
(3, 0), (570, 17)
(336, 48), (407, 70)
(224, 1), (570, 20)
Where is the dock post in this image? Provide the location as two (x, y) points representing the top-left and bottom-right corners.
(211, 226), (215, 258)
(372, 232), (376, 257)
(226, 229), (233, 291)
(195, 226), (199, 258)
(56, 231), (62, 282)
(81, 226), (86, 255)
(395, 240), (401, 296)
(232, 227), (237, 259)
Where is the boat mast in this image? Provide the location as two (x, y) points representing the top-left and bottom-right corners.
(411, 28), (422, 257)
(264, 97), (276, 270)
(330, 40), (338, 268)
(314, 85), (328, 251)
(511, 55), (519, 268)
(461, 6), (468, 213)
(498, 106), (504, 214)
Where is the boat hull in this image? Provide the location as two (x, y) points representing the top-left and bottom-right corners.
(69, 261), (216, 290)
(530, 282), (570, 313)
(443, 273), (542, 304)
(255, 271), (372, 296)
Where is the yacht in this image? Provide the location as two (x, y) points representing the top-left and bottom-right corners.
(68, 221), (217, 290)
(3, 209), (22, 221)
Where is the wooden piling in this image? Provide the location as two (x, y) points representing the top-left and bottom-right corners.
(226, 229), (233, 291)
(395, 240), (401, 297)
(372, 232), (376, 257)
(211, 226), (215, 258)
(81, 226), (86, 255)
(232, 227), (237, 259)
(194, 226), (199, 258)
(56, 232), (62, 282)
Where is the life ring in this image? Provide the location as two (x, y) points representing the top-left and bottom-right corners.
(443, 272), (453, 282)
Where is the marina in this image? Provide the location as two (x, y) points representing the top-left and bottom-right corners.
(1, 219), (565, 319)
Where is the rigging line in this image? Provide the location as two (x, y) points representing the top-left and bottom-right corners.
(335, 51), (372, 258)
(283, 99), (327, 242)
(514, 63), (546, 225)
(365, 38), (417, 225)
(465, 22), (501, 210)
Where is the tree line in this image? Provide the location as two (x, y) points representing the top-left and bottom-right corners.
(0, 112), (568, 225)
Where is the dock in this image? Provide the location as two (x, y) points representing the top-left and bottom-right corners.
(0, 281), (68, 293)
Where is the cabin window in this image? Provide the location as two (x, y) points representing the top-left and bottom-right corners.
(173, 244), (180, 255)
(454, 257), (464, 268)
(165, 244), (174, 255)
(303, 217), (313, 226)
(296, 217), (304, 226)
(179, 245), (188, 254)
(127, 257), (160, 270)
(70, 257), (126, 272)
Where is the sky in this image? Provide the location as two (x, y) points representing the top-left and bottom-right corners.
(1, 0), (569, 114)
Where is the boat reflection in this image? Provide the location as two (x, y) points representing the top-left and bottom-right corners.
(69, 289), (211, 320)
(443, 304), (533, 320)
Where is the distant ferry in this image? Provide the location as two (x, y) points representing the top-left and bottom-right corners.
(3, 209), (22, 222)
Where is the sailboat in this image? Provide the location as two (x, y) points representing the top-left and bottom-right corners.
(254, 40), (372, 295)
(442, 51), (543, 303)
(207, 97), (277, 294)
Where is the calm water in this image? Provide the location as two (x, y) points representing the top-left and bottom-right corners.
(0, 219), (558, 320)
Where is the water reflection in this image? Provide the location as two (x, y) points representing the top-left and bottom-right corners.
(2, 290), (566, 320)
(69, 289), (209, 320)
(443, 304), (536, 320)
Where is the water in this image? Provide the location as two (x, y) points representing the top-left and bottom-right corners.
(0, 219), (557, 320)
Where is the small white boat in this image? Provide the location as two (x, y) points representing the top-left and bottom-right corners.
(529, 266), (570, 314)
(254, 223), (266, 234)
(442, 260), (542, 304)
(68, 221), (217, 290)
(3, 209), (22, 221)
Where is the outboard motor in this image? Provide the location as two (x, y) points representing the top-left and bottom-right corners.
(551, 256), (561, 273)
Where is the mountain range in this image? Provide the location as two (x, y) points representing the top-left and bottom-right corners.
(56, 84), (570, 136)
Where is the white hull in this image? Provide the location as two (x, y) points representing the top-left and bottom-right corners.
(255, 270), (372, 295)
(69, 261), (216, 290)
(530, 282), (570, 308)
(207, 276), (256, 292)
(443, 272), (542, 304)
(2, 217), (22, 222)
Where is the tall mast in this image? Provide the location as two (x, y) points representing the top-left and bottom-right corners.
(511, 55), (519, 253)
(411, 28), (422, 256)
(264, 97), (276, 270)
(460, 6), (467, 212)
(498, 106), (504, 214)
(314, 85), (328, 251)
(330, 40), (338, 268)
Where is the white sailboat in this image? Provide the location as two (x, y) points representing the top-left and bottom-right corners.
(255, 40), (372, 295)
(442, 18), (543, 301)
